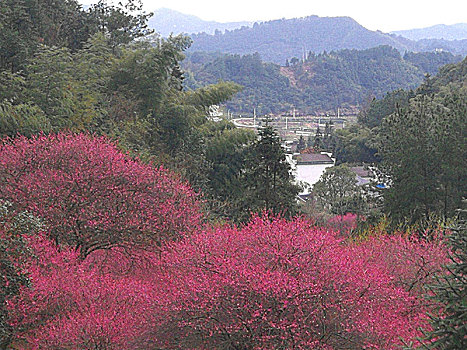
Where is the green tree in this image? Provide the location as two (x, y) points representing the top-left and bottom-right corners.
(24, 46), (78, 129)
(358, 89), (412, 128)
(0, 201), (43, 349)
(0, 0), (153, 73)
(379, 90), (466, 224)
(418, 210), (467, 349)
(87, 0), (153, 50)
(240, 118), (301, 221)
(0, 71), (25, 103)
(297, 135), (306, 152)
(313, 124), (322, 150)
(312, 164), (364, 216)
(0, 0), (34, 72)
(333, 124), (379, 165)
(0, 0), (90, 72)
(201, 122), (255, 219)
(0, 101), (50, 137)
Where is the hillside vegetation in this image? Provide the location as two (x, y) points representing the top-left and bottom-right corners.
(185, 47), (462, 114)
(189, 15), (467, 64)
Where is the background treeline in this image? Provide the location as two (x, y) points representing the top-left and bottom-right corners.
(0, 0), (301, 224)
(183, 46), (461, 115)
(326, 57), (467, 225)
(188, 15), (467, 64)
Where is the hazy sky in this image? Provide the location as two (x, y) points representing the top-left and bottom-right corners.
(78, 0), (467, 32)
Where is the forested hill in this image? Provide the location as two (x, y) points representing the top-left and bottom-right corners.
(189, 16), (416, 64)
(392, 23), (467, 41)
(147, 8), (253, 37)
(184, 46), (462, 115)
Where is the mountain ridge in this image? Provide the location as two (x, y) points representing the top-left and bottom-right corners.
(147, 9), (467, 64)
(189, 15), (418, 64)
(147, 8), (253, 37)
(392, 23), (467, 41)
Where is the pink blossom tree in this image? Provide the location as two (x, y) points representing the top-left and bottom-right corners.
(154, 215), (447, 349)
(8, 235), (170, 349)
(0, 133), (202, 258)
(7, 216), (446, 349)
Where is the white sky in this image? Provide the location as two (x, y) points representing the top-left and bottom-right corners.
(78, 0), (467, 32)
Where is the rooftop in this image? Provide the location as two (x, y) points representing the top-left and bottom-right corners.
(295, 153), (334, 165)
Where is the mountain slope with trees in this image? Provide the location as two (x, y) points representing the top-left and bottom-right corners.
(189, 15), (417, 64)
(0, 1), (464, 349)
(184, 47), (462, 114)
(392, 23), (467, 41)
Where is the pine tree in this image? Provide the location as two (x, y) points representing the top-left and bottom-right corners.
(240, 118), (301, 220)
(419, 209), (467, 349)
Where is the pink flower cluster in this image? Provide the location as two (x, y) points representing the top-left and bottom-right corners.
(7, 217), (446, 349)
(0, 133), (202, 258)
(159, 216), (446, 349)
(1, 133), (447, 349)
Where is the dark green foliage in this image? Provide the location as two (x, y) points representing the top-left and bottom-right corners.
(428, 57), (467, 91)
(379, 87), (467, 223)
(108, 36), (191, 119)
(0, 0), (153, 72)
(239, 119), (301, 221)
(0, 201), (42, 349)
(359, 89), (413, 128)
(404, 51), (462, 76)
(0, 101), (50, 137)
(419, 211), (467, 349)
(25, 46), (75, 127)
(333, 125), (379, 165)
(201, 122), (255, 219)
(0, 0), (90, 72)
(312, 164), (364, 216)
(185, 46), (458, 115)
(87, 0), (153, 49)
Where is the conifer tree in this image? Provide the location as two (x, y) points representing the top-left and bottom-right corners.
(419, 209), (467, 349)
(240, 118), (301, 220)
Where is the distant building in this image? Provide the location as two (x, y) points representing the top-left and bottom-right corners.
(295, 153), (334, 165)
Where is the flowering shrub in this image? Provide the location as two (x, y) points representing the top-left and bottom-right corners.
(8, 235), (167, 349)
(0, 133), (202, 258)
(154, 216), (447, 349)
(7, 215), (446, 349)
(327, 213), (359, 233)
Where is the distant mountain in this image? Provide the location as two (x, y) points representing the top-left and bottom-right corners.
(392, 23), (467, 41)
(147, 8), (253, 37)
(189, 15), (420, 64)
(415, 38), (467, 56)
